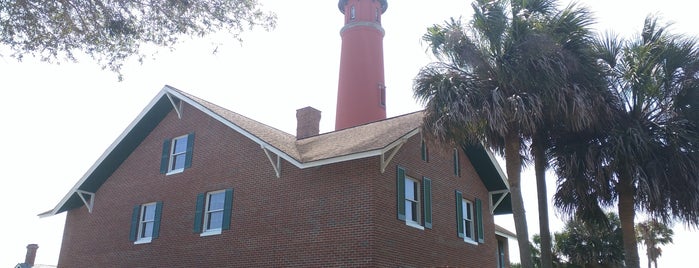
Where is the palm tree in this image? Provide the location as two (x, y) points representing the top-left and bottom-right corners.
(553, 16), (699, 268)
(413, 1), (606, 267)
(554, 212), (625, 268)
(636, 220), (674, 268)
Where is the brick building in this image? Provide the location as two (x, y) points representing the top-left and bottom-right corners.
(41, 1), (514, 267)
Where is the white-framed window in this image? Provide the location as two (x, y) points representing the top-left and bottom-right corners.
(160, 133), (195, 175)
(169, 135), (188, 172)
(137, 203), (157, 243)
(462, 199), (475, 242)
(194, 189), (233, 236)
(129, 202), (162, 244)
(397, 167), (432, 229)
(405, 177), (420, 225)
(204, 190), (225, 234)
(456, 191), (482, 244)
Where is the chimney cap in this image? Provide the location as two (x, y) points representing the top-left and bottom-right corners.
(338, 0), (388, 14)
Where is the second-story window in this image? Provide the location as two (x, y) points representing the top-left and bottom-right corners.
(350, 6), (356, 20)
(160, 133), (195, 175)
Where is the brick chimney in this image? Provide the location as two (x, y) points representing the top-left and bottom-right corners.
(296, 107), (321, 139)
(25, 244), (38, 267)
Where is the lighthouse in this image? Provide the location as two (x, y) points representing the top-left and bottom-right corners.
(335, 0), (388, 130)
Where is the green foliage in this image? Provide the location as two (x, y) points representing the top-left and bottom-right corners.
(554, 212), (625, 267)
(636, 219), (674, 268)
(0, 0), (276, 79)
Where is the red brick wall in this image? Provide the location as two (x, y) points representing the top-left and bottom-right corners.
(58, 102), (499, 267)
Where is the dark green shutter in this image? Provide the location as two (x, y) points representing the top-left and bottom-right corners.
(184, 132), (195, 169)
(129, 205), (140, 241)
(222, 189), (234, 230)
(153, 202), (163, 239)
(193, 193), (205, 233)
(421, 140), (428, 161)
(456, 191), (464, 238)
(476, 198), (484, 243)
(423, 177), (432, 229)
(160, 139), (171, 174)
(397, 166), (406, 221)
(453, 149), (460, 176)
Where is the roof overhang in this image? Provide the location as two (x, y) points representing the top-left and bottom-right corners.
(463, 144), (512, 215)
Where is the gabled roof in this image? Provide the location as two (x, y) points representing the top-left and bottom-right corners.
(40, 85), (510, 217)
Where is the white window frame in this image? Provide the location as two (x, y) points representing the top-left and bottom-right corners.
(201, 190), (225, 236)
(462, 199), (476, 243)
(405, 177), (424, 230)
(135, 202), (157, 244)
(167, 134), (188, 174)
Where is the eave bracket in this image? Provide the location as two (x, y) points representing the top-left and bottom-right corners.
(262, 146), (281, 178)
(380, 137), (407, 173)
(489, 189), (509, 214)
(76, 190), (95, 213)
(166, 93), (183, 119)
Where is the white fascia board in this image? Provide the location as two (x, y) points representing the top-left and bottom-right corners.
(165, 89), (306, 169)
(41, 89), (170, 218)
(297, 128), (420, 169)
(482, 143), (509, 189)
(495, 230), (517, 240)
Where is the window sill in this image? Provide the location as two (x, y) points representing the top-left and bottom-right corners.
(200, 229), (222, 237)
(134, 238), (152, 244)
(166, 168), (184, 176)
(463, 238), (478, 245)
(405, 221), (425, 230)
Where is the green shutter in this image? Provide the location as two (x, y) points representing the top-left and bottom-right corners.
(421, 140), (428, 161)
(222, 189), (234, 230)
(129, 205), (140, 241)
(153, 202), (163, 239)
(160, 139), (171, 174)
(184, 132), (195, 169)
(476, 198), (484, 243)
(423, 177), (432, 229)
(193, 193), (205, 233)
(397, 166), (406, 221)
(453, 149), (460, 176)
(456, 191), (464, 238)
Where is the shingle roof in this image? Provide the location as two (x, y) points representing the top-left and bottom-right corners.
(175, 86), (424, 163)
(41, 85), (509, 217)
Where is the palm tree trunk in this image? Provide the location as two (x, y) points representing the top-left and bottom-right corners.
(505, 130), (533, 268)
(533, 135), (553, 268)
(617, 175), (640, 268)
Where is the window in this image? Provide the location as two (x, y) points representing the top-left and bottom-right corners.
(129, 202), (162, 244)
(378, 83), (386, 107)
(421, 139), (429, 162)
(375, 8), (380, 22)
(396, 167), (432, 229)
(160, 133), (195, 174)
(453, 148), (461, 177)
(455, 191), (484, 244)
(497, 239), (506, 268)
(405, 178), (420, 224)
(194, 189), (233, 236)
(462, 199), (475, 241)
(350, 6), (356, 20)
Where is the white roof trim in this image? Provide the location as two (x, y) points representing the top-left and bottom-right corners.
(495, 230), (517, 240)
(41, 90), (170, 218)
(482, 143), (509, 189)
(42, 87), (424, 217)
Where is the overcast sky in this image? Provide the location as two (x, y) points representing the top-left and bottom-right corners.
(1, 0), (697, 266)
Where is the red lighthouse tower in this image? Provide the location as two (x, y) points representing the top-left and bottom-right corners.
(335, 0), (388, 130)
